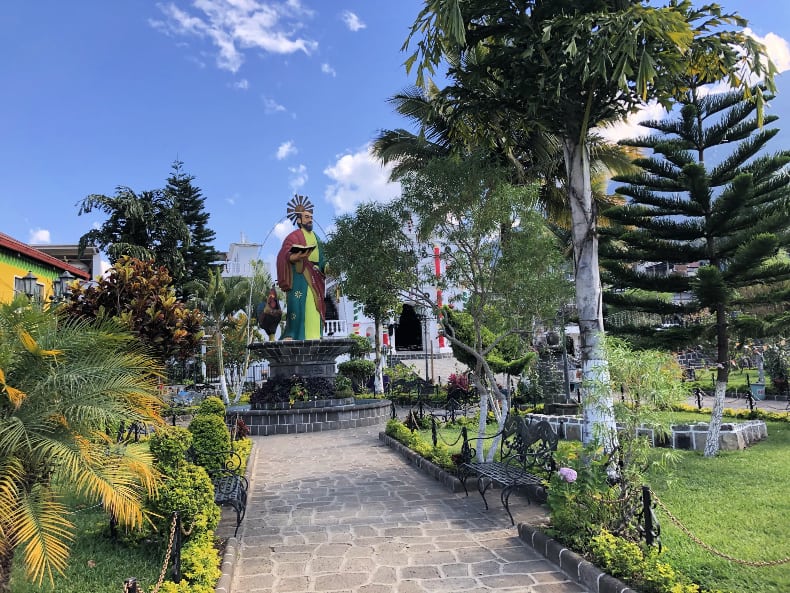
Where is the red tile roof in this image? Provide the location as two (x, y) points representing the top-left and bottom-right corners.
(0, 232), (91, 280)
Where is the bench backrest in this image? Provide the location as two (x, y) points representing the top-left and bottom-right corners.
(499, 416), (558, 475)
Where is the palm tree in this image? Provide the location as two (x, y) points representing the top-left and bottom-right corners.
(0, 299), (163, 591)
(187, 269), (252, 404)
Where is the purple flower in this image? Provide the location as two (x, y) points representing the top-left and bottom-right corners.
(558, 467), (577, 483)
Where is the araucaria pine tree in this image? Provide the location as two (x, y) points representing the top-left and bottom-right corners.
(166, 160), (220, 297)
(602, 86), (790, 456)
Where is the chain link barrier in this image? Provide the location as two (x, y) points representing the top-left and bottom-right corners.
(651, 490), (790, 567)
(123, 512), (179, 593)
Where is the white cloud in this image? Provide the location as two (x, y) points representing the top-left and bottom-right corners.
(273, 219), (293, 240)
(262, 96), (286, 113)
(341, 10), (366, 32)
(153, 0), (318, 73)
(321, 63), (336, 77)
(233, 78), (249, 90)
(28, 228), (50, 244)
(226, 196), (236, 206)
(596, 101), (668, 143)
(288, 163), (308, 189)
(746, 28), (790, 74)
(323, 145), (400, 214)
(276, 140), (297, 159)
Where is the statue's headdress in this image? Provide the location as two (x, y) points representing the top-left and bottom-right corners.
(286, 194), (314, 226)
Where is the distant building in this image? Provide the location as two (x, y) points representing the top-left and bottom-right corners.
(0, 232), (90, 303)
(218, 233), (271, 279)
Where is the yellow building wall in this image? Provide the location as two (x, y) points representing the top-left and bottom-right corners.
(0, 251), (58, 304)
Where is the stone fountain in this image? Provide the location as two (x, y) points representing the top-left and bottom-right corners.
(233, 338), (391, 436)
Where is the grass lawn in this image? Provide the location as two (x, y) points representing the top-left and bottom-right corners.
(646, 419), (790, 593)
(414, 411), (789, 593)
(9, 494), (168, 593)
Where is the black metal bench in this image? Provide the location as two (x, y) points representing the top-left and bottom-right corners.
(458, 416), (559, 525)
(187, 448), (248, 537)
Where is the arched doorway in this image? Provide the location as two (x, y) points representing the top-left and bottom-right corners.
(396, 304), (423, 351)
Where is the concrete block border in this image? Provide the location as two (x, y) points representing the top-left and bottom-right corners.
(379, 431), (635, 593)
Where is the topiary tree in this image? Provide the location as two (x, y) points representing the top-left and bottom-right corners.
(149, 426), (193, 472)
(187, 414), (231, 471)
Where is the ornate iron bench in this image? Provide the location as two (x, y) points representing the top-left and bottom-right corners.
(187, 448), (248, 537)
(458, 416), (559, 525)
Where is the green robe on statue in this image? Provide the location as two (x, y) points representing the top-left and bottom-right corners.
(276, 227), (326, 340)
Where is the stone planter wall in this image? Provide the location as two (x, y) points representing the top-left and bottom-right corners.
(231, 398), (391, 436)
(526, 413), (768, 451)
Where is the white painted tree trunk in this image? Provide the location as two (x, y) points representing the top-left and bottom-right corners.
(373, 318), (385, 395)
(216, 329), (230, 405)
(704, 380), (727, 457)
(563, 137), (617, 450)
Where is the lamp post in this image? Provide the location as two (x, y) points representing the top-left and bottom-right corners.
(51, 270), (75, 302)
(415, 304), (430, 383)
(21, 271), (38, 300)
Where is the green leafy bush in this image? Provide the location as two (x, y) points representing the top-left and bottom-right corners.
(149, 462), (220, 536)
(385, 419), (454, 470)
(338, 359), (376, 391)
(197, 395), (226, 417)
(179, 532), (222, 589)
(335, 375), (353, 398)
(589, 530), (705, 593)
(149, 426), (193, 470)
(188, 414), (231, 470)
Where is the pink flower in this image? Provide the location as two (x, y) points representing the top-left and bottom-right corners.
(558, 467), (577, 483)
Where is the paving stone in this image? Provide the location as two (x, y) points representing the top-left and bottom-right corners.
(398, 565), (441, 579)
(224, 425), (593, 593)
(313, 572), (370, 590)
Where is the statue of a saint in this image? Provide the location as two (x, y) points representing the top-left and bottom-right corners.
(276, 195), (326, 340)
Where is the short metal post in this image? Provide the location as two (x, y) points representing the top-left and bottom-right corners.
(695, 387), (702, 410)
(642, 486), (654, 547)
(123, 577), (140, 593)
(172, 512), (182, 583)
(431, 416), (437, 447)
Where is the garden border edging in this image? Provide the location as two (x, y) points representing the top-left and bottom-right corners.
(379, 431), (635, 593)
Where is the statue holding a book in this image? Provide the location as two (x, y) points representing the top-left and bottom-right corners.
(276, 195), (326, 340)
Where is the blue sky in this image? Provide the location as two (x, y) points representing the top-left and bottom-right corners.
(2, 1), (789, 271)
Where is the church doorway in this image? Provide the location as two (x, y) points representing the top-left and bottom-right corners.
(396, 304), (423, 351)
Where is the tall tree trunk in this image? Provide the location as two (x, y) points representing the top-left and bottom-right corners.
(216, 327), (230, 404)
(563, 137), (617, 449)
(373, 317), (384, 395)
(704, 304), (730, 456)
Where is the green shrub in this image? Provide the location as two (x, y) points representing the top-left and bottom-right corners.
(179, 532), (221, 589)
(197, 395), (226, 417)
(335, 375), (353, 398)
(149, 462), (220, 536)
(149, 426), (193, 470)
(589, 530), (704, 593)
(188, 414), (231, 470)
(385, 419), (454, 470)
(338, 359), (376, 391)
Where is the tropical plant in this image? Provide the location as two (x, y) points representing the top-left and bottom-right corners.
(325, 202), (418, 393)
(78, 186), (190, 285)
(61, 256), (204, 363)
(0, 299), (163, 591)
(402, 0), (776, 449)
(397, 153), (570, 458)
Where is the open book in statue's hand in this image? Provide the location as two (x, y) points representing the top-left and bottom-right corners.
(289, 244), (316, 254)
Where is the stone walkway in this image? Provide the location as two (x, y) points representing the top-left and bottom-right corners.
(216, 424), (590, 593)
